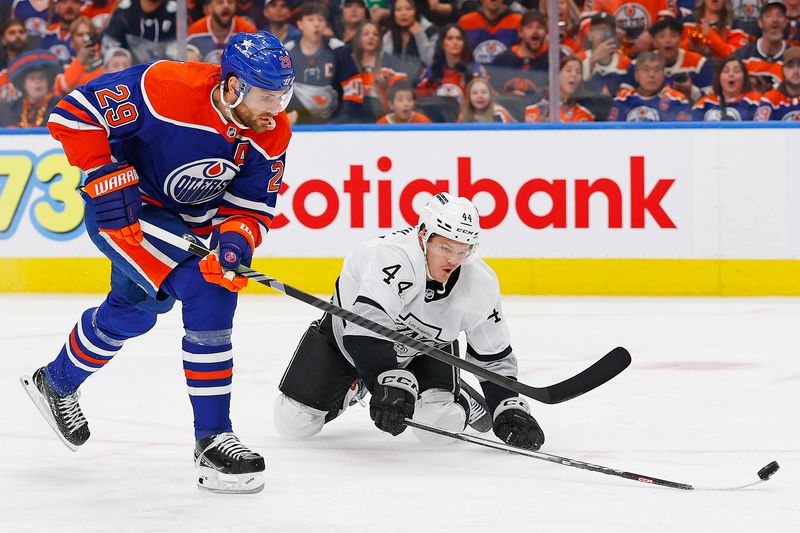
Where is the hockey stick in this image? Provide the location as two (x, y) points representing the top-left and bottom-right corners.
(404, 419), (781, 491)
(139, 221), (630, 404)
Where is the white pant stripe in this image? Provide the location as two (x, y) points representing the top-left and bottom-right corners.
(182, 350), (233, 364)
(65, 343), (100, 373)
(187, 385), (232, 396)
(76, 321), (118, 358)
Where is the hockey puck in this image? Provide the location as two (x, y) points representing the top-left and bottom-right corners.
(757, 461), (779, 480)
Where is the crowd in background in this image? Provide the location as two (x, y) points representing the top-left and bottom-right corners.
(1, 0), (799, 127)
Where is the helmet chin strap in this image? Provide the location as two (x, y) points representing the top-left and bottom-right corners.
(419, 228), (436, 282)
(219, 78), (248, 129)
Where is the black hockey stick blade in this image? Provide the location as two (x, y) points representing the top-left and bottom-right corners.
(541, 346), (631, 404)
(405, 419), (780, 491)
(139, 221), (629, 404)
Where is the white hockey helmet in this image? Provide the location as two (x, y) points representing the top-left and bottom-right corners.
(417, 192), (480, 252)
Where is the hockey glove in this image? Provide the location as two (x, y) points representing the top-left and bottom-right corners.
(369, 369), (419, 436)
(199, 220), (255, 292)
(492, 398), (545, 450)
(81, 162), (142, 246)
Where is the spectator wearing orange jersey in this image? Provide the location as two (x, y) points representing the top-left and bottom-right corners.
(755, 45), (800, 120)
(417, 24), (484, 103)
(53, 16), (105, 96)
(525, 55), (596, 122)
(682, 0), (751, 59)
(188, 0), (257, 63)
(458, 77), (514, 122)
(352, 20), (409, 120)
(458, 0), (522, 64)
(541, 0), (586, 55)
(581, 0), (676, 57)
(692, 56), (761, 120)
(649, 17), (713, 102)
(735, 1), (790, 92)
(376, 80), (433, 123)
(81, 0), (118, 31)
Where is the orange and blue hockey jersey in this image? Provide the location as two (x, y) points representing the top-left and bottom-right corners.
(609, 85), (691, 121)
(48, 61), (290, 294)
(458, 9), (522, 64)
(754, 87), (800, 121)
(734, 40), (787, 89)
(691, 91), (761, 121)
(581, 0), (676, 54)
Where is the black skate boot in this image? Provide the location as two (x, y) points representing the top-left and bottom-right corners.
(20, 367), (90, 451)
(194, 432), (265, 494)
(459, 379), (492, 433)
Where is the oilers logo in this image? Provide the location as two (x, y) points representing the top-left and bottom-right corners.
(473, 40), (507, 64)
(704, 108), (742, 121)
(164, 159), (238, 204)
(24, 17), (48, 38)
(435, 83), (466, 104)
(627, 105), (661, 121)
(782, 110), (800, 121)
(614, 4), (651, 40)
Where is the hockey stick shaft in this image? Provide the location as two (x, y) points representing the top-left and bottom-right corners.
(404, 419), (779, 491)
(139, 221), (630, 404)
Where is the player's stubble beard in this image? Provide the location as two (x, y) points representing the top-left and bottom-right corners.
(232, 103), (276, 133)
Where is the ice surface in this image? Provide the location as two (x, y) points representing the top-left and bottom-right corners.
(1, 294), (798, 532)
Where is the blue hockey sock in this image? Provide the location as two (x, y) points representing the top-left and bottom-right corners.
(46, 308), (125, 396)
(182, 337), (233, 440)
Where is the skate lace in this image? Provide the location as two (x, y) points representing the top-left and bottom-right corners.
(56, 391), (86, 432)
(466, 394), (486, 425)
(213, 433), (256, 460)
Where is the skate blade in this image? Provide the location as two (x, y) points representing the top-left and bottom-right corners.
(197, 466), (264, 494)
(20, 375), (79, 452)
(468, 413), (493, 434)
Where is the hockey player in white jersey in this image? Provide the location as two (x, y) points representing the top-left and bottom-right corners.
(274, 193), (545, 450)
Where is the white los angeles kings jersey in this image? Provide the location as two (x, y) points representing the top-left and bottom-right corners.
(331, 227), (519, 381)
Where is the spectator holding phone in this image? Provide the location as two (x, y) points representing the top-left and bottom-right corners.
(53, 16), (105, 96)
(578, 12), (630, 96)
(648, 16), (713, 102)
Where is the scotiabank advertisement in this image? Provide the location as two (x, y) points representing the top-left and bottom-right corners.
(0, 127), (797, 259)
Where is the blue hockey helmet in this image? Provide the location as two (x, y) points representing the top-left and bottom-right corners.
(221, 30), (295, 95)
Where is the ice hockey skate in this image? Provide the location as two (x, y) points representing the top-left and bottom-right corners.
(195, 432), (266, 494)
(20, 367), (90, 452)
(459, 380), (492, 433)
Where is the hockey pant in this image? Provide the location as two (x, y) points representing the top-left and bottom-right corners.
(45, 207), (240, 440)
(274, 313), (470, 441)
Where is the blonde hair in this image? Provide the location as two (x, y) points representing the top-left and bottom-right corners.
(458, 77), (497, 123)
(540, 0), (581, 37)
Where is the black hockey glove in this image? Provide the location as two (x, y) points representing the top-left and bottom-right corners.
(492, 398), (545, 450)
(369, 369), (419, 436)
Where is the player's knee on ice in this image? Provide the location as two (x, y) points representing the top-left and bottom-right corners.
(273, 393), (328, 439)
(411, 388), (468, 446)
